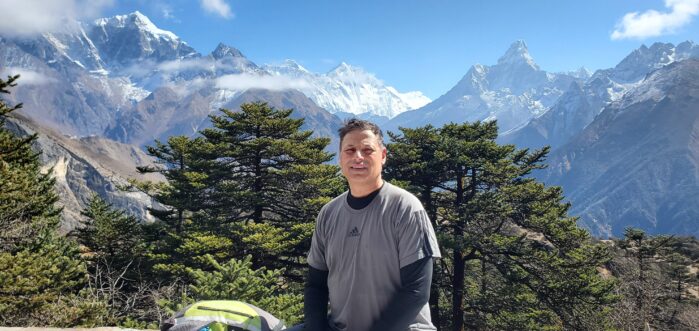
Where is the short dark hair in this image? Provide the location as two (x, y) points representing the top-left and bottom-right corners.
(338, 118), (384, 148)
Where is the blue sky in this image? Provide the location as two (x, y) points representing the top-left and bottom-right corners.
(3, 0), (699, 99)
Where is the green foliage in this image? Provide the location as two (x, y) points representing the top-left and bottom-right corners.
(140, 102), (343, 285)
(386, 121), (616, 330)
(138, 136), (214, 234)
(183, 255), (303, 325)
(5, 70), (694, 330)
(0, 75), (61, 252)
(74, 195), (147, 270)
(0, 76), (106, 327)
(0, 234), (106, 327)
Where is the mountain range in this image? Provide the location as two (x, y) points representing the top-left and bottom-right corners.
(541, 59), (699, 237)
(501, 41), (699, 150)
(383, 40), (586, 134)
(1, 11), (698, 238)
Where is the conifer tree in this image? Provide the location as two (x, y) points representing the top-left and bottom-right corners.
(199, 102), (342, 276)
(0, 76), (104, 327)
(0, 75), (61, 251)
(75, 195), (146, 267)
(138, 136), (213, 234)
(138, 102), (342, 284)
(386, 121), (615, 331)
(135, 135), (229, 280)
(613, 228), (674, 329)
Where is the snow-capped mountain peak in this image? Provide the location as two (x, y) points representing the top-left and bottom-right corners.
(212, 43), (245, 59)
(262, 61), (430, 118)
(566, 66), (593, 80)
(95, 11), (179, 41)
(262, 59), (311, 77)
(328, 61), (362, 76)
(497, 40), (538, 69)
(88, 11), (198, 71)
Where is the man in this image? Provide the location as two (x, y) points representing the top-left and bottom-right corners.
(299, 119), (441, 331)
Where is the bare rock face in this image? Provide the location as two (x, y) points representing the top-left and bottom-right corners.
(5, 114), (163, 233)
(541, 59), (699, 238)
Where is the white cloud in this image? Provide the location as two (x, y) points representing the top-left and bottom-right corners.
(1, 67), (56, 85)
(611, 0), (699, 40)
(158, 58), (215, 73)
(216, 73), (311, 91)
(158, 3), (176, 20)
(0, 0), (113, 37)
(165, 77), (211, 98)
(200, 0), (234, 19)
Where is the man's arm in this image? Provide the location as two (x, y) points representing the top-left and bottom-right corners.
(304, 266), (329, 331)
(368, 256), (433, 331)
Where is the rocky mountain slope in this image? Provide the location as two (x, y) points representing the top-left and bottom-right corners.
(540, 59), (699, 238)
(5, 113), (162, 233)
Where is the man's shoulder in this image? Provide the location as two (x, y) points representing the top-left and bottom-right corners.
(319, 191), (348, 214)
(381, 182), (424, 211)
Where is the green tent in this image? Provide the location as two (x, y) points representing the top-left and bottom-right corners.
(161, 300), (286, 331)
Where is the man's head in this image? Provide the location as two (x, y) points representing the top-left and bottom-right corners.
(338, 119), (387, 196)
(338, 119), (384, 148)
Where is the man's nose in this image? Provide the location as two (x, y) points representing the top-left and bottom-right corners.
(352, 150), (365, 160)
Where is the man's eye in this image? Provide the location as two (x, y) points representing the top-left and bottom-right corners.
(363, 149), (374, 154)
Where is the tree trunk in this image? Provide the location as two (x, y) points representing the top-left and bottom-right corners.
(452, 250), (465, 331)
(451, 171), (466, 331)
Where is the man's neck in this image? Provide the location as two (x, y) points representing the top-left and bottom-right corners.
(349, 179), (384, 198)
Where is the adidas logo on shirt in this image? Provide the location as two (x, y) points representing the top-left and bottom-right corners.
(348, 226), (360, 237)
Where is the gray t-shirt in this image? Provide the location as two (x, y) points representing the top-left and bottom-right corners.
(308, 182), (441, 331)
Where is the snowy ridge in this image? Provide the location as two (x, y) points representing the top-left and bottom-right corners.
(263, 60), (430, 118)
(94, 11), (178, 41)
(385, 40), (578, 134)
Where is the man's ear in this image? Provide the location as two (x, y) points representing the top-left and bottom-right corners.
(381, 147), (387, 165)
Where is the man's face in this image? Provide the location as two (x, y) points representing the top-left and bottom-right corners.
(339, 129), (387, 191)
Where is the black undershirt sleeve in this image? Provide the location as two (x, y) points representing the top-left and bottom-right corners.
(304, 266), (330, 331)
(368, 256), (433, 331)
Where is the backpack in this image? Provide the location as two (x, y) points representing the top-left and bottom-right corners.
(161, 300), (286, 331)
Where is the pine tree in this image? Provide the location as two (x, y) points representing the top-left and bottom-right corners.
(386, 121), (616, 331)
(0, 234), (105, 327)
(138, 102), (342, 285)
(0, 75), (61, 252)
(138, 136), (213, 234)
(74, 195), (146, 269)
(134, 135), (229, 281)
(610, 233), (699, 330)
(199, 102), (342, 277)
(0, 76), (105, 327)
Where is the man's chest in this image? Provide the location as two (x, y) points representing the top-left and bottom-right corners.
(323, 209), (401, 274)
